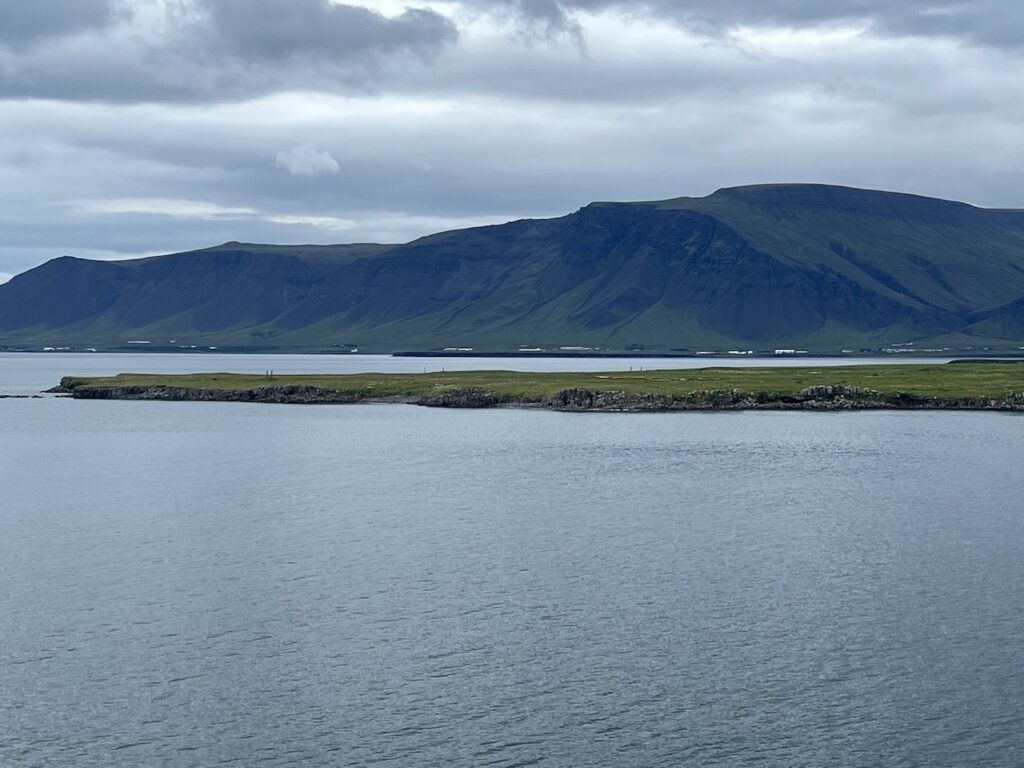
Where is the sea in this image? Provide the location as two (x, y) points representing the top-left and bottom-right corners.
(2, 353), (1023, 767)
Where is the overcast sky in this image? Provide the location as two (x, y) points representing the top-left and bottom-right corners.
(2, 0), (1023, 283)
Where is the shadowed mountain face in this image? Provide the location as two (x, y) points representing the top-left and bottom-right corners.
(3, 184), (1024, 351)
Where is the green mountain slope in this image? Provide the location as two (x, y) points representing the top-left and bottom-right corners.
(3, 184), (1024, 352)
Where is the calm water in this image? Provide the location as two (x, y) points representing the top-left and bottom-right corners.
(2, 355), (1023, 766)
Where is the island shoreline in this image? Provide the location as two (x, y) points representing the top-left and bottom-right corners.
(51, 365), (1024, 413)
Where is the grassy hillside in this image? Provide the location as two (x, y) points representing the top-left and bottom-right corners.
(5, 185), (1024, 352)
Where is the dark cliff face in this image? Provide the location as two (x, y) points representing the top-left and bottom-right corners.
(3, 184), (1024, 350)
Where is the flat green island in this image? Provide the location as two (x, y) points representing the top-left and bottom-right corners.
(53, 362), (1024, 411)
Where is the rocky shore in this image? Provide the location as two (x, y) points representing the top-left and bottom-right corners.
(51, 378), (1024, 412)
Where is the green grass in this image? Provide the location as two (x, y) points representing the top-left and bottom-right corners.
(62, 362), (1024, 401)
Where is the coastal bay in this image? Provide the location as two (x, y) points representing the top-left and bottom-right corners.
(4, 353), (1024, 766)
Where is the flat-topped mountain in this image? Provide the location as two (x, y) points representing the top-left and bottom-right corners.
(3, 184), (1024, 352)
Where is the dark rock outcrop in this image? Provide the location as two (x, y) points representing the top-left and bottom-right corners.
(413, 387), (518, 408)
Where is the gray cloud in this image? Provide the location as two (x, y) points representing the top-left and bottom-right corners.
(0, 0), (458, 102)
(1, 0), (1020, 106)
(207, 0), (457, 61)
(0, 0), (116, 48)
(275, 143), (340, 176)
(483, 0), (586, 44)
(472, 0), (1024, 48)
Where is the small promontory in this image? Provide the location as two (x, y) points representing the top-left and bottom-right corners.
(51, 363), (1024, 412)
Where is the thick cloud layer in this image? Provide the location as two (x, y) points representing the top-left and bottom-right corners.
(0, 0), (116, 47)
(208, 0), (455, 60)
(0, 0), (457, 101)
(0, 0), (1022, 282)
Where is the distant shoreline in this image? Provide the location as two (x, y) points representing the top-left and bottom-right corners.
(396, 350), (842, 359)
(4, 346), (1024, 360)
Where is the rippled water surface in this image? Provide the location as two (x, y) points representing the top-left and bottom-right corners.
(2, 354), (1023, 766)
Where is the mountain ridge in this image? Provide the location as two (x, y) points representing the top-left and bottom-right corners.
(3, 184), (1024, 352)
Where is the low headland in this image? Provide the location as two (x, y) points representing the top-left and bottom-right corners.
(52, 362), (1024, 411)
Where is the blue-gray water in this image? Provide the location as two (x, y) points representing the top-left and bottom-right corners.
(2, 354), (1023, 766)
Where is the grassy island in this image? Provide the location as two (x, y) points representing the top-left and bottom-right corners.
(53, 362), (1024, 412)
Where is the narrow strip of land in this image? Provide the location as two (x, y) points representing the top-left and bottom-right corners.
(51, 363), (1024, 411)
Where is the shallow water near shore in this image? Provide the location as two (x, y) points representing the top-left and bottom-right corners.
(2, 354), (1023, 766)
